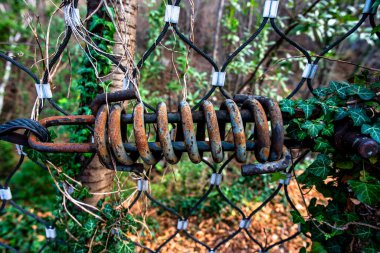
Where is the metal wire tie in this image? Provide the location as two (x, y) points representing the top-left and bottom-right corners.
(212, 72), (226, 87)
(363, 0), (376, 14)
(35, 83), (52, 99)
(209, 250), (216, 253)
(0, 187), (12, 200)
(177, 220), (188, 231)
(45, 226), (57, 239)
(263, 0), (280, 18)
(279, 173), (292, 185)
(259, 250), (268, 253)
(165, 5), (180, 24)
(137, 179), (149, 192)
(302, 64), (318, 79)
(210, 173), (222, 186)
(298, 223), (302, 232)
(239, 219), (252, 229)
(16, 144), (26, 156)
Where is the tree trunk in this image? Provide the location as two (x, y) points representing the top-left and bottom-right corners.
(111, 0), (138, 91)
(80, 0), (138, 207)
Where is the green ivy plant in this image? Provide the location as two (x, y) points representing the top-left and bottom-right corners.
(280, 77), (380, 252)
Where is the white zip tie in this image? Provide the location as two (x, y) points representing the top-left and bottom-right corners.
(279, 173), (292, 185)
(165, 5), (180, 23)
(263, 0), (280, 18)
(15, 145), (26, 156)
(137, 179), (149, 192)
(177, 220), (188, 231)
(209, 250), (216, 253)
(45, 227), (57, 239)
(239, 219), (252, 229)
(302, 64), (318, 79)
(0, 187), (12, 200)
(212, 72), (226, 87)
(363, 0), (375, 13)
(35, 83), (52, 99)
(210, 173), (222, 186)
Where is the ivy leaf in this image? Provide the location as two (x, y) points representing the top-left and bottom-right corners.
(313, 87), (331, 98)
(335, 108), (348, 121)
(314, 137), (334, 153)
(321, 123), (334, 136)
(348, 85), (375, 101)
(298, 102), (315, 119)
(307, 154), (332, 179)
(301, 120), (324, 137)
(348, 108), (370, 126)
(361, 124), (380, 144)
(348, 180), (380, 205)
(280, 99), (295, 115)
(330, 81), (350, 99)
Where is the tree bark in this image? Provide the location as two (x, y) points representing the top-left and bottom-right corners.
(111, 0), (138, 91)
(80, 0), (138, 207)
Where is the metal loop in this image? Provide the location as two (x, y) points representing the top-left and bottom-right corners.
(94, 105), (113, 169)
(201, 101), (224, 163)
(180, 101), (201, 163)
(302, 64), (318, 79)
(109, 104), (136, 166)
(220, 99), (247, 163)
(157, 102), (179, 164)
(134, 103), (157, 165)
(242, 99), (270, 162)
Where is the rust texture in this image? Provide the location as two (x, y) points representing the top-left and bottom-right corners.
(28, 98), (297, 169)
(109, 104), (136, 165)
(133, 103), (157, 165)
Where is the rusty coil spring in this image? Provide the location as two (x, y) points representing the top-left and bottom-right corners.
(93, 98), (287, 171)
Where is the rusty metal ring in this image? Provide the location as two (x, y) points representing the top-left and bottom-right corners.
(157, 102), (179, 164)
(133, 103), (157, 165)
(256, 97), (284, 161)
(241, 146), (291, 176)
(109, 104), (136, 166)
(94, 105), (113, 169)
(220, 99), (246, 163)
(201, 100), (224, 163)
(242, 99), (271, 162)
(179, 101), (201, 164)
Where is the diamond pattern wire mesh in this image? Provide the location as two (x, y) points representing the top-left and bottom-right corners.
(0, 0), (379, 252)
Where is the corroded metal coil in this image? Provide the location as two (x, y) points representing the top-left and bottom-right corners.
(93, 98), (286, 170)
(28, 96), (290, 174)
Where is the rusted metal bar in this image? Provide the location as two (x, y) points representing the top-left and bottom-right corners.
(28, 115), (96, 153)
(90, 89), (137, 114)
(335, 122), (378, 158)
(242, 147), (291, 176)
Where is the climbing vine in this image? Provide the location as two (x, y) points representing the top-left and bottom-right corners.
(281, 74), (380, 252)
